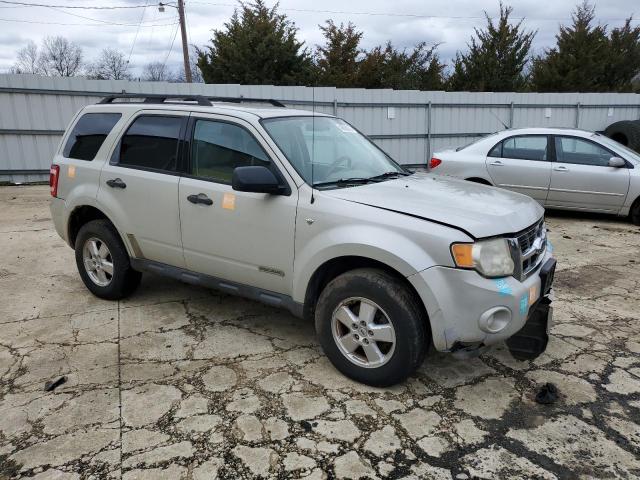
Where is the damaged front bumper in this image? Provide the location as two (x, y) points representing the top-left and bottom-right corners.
(409, 253), (556, 358)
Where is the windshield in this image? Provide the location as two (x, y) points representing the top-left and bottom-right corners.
(262, 116), (407, 188)
(593, 133), (640, 163)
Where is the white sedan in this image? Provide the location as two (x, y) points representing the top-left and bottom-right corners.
(429, 128), (640, 224)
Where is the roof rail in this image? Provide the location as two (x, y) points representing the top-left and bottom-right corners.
(206, 96), (286, 108)
(98, 93), (212, 106)
(97, 94), (286, 108)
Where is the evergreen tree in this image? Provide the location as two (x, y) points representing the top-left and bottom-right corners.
(314, 20), (363, 87)
(197, 0), (311, 85)
(530, 2), (609, 92)
(448, 2), (535, 92)
(603, 18), (640, 92)
(357, 42), (445, 90)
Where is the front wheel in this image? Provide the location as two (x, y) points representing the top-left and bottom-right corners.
(315, 268), (428, 387)
(75, 219), (141, 300)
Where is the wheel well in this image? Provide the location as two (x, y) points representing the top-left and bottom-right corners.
(303, 256), (428, 325)
(67, 206), (110, 247)
(466, 177), (492, 185)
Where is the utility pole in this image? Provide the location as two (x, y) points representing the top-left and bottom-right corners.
(177, 0), (192, 83)
(159, 1), (192, 83)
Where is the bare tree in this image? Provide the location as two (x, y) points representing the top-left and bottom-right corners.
(173, 47), (204, 83)
(142, 61), (174, 81)
(11, 41), (44, 74)
(88, 48), (131, 80)
(40, 36), (83, 77)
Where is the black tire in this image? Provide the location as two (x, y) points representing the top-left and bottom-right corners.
(315, 268), (428, 387)
(604, 120), (640, 153)
(631, 198), (640, 226)
(74, 219), (141, 300)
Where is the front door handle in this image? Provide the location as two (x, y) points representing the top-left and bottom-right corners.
(106, 178), (126, 189)
(187, 193), (213, 206)
(489, 160), (504, 166)
(553, 166), (569, 172)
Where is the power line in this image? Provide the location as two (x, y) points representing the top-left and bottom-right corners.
(0, 16), (176, 26)
(188, 1), (636, 23)
(128, 0), (149, 65)
(45, 5), (170, 26)
(0, 0), (147, 9)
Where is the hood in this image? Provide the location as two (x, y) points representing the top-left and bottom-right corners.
(323, 172), (544, 239)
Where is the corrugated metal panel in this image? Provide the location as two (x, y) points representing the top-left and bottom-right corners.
(0, 74), (639, 183)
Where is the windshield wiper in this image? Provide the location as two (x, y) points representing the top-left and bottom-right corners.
(313, 177), (374, 188)
(366, 171), (411, 181)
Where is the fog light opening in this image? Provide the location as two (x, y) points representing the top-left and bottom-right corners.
(479, 306), (511, 333)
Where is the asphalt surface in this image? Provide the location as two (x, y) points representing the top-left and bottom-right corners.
(1, 185), (639, 479)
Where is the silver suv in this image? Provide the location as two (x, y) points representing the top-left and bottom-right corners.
(50, 95), (556, 386)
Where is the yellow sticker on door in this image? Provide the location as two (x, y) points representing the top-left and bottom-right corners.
(67, 165), (76, 178)
(222, 193), (236, 210)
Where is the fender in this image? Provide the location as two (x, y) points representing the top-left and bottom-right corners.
(292, 222), (443, 304)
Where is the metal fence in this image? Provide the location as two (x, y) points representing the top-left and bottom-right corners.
(1, 74), (639, 183)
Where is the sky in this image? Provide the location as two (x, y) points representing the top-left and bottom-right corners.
(0, 0), (637, 78)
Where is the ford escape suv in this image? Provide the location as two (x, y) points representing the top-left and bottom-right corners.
(50, 94), (556, 387)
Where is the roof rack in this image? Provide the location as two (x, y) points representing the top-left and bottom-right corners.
(98, 93), (213, 106)
(98, 93), (286, 108)
(207, 96), (286, 108)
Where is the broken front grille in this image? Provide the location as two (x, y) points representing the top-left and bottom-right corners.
(511, 220), (547, 281)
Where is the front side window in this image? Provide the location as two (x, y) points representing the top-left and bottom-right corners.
(555, 136), (614, 167)
(502, 135), (548, 161)
(63, 112), (121, 160)
(191, 120), (270, 183)
(118, 115), (183, 172)
(262, 116), (406, 188)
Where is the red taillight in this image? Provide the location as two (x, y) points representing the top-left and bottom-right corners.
(50, 164), (60, 197)
(429, 157), (442, 169)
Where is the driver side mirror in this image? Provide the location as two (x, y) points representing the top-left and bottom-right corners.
(232, 166), (288, 195)
(608, 157), (626, 168)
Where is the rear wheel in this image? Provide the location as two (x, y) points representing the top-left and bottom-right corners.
(315, 268), (428, 387)
(75, 219), (141, 300)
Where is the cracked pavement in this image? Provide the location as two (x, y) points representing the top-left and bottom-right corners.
(1, 185), (639, 480)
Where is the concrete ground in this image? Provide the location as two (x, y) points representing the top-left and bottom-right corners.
(1, 185), (639, 480)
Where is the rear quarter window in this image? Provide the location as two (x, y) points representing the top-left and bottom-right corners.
(63, 113), (122, 160)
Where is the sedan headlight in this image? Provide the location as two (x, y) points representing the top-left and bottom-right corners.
(451, 238), (515, 277)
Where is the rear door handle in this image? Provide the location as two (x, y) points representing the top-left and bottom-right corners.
(106, 178), (126, 189)
(489, 160), (504, 166)
(187, 193), (213, 206)
(553, 166), (569, 172)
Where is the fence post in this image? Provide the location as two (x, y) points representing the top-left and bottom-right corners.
(427, 101), (432, 163)
(333, 98), (337, 116)
(509, 101), (514, 128)
(575, 102), (581, 128)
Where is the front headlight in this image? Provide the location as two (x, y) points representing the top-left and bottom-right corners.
(451, 238), (515, 277)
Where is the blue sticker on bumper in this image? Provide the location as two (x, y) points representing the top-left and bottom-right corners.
(520, 294), (529, 315)
(494, 278), (513, 296)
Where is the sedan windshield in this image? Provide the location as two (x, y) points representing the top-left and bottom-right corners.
(262, 116), (408, 188)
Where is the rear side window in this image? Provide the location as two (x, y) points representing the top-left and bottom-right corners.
(502, 135), (548, 161)
(118, 116), (183, 172)
(63, 113), (121, 160)
(191, 120), (270, 183)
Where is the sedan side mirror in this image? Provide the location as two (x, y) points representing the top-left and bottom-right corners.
(608, 157), (626, 168)
(232, 166), (288, 195)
